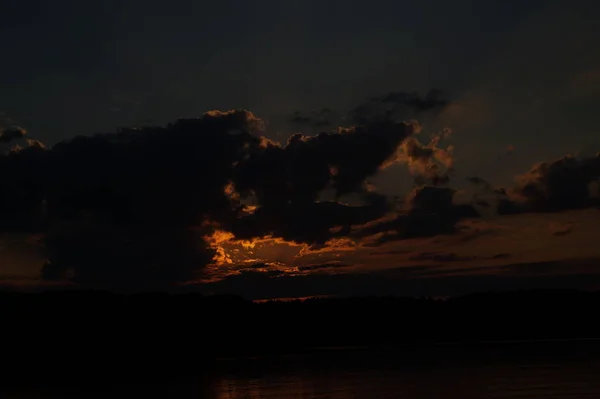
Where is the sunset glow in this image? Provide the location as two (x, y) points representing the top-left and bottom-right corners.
(2, 0), (600, 300)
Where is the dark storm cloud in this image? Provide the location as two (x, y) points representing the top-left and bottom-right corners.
(1, 105), (453, 288)
(297, 262), (353, 272)
(0, 82), (489, 290)
(466, 176), (496, 209)
(473, 199), (491, 208)
(370, 249), (411, 256)
(548, 221), (575, 237)
(408, 252), (476, 262)
(0, 142), (49, 234)
(0, 126), (27, 144)
(383, 89), (449, 113)
(41, 221), (216, 289)
(289, 92), (455, 189)
(228, 194), (390, 245)
(348, 89), (449, 125)
(466, 176), (492, 191)
(352, 186), (480, 246)
(233, 120), (418, 200)
(289, 108), (335, 128)
(0, 110), (265, 289)
(496, 153), (600, 215)
(201, 259), (600, 300)
(224, 117), (421, 245)
(287, 89), (449, 151)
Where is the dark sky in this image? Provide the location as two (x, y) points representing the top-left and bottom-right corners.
(2, 0), (600, 299)
(2, 1), (599, 182)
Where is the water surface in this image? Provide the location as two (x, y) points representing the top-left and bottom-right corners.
(11, 342), (600, 398)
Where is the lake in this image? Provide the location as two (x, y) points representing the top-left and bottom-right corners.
(8, 341), (600, 398)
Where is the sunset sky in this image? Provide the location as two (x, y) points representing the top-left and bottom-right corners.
(2, 0), (600, 299)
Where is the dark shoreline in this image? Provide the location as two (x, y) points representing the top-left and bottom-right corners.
(215, 337), (600, 363)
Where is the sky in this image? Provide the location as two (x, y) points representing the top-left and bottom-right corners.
(2, 0), (600, 299)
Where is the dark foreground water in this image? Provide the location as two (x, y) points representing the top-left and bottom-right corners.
(8, 341), (600, 398)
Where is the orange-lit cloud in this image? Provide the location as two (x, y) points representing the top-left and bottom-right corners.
(380, 125), (454, 186)
(204, 229), (305, 268)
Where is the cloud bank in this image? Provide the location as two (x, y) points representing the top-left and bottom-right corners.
(1, 92), (479, 290)
(4, 87), (598, 292)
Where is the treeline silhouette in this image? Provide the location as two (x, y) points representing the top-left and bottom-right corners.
(3, 289), (600, 388)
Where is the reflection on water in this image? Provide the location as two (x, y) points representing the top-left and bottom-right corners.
(214, 361), (600, 398)
(9, 342), (600, 398)
(214, 347), (600, 399)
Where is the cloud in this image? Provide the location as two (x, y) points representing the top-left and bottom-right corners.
(232, 119), (418, 201)
(349, 89), (449, 125)
(0, 91), (479, 290)
(466, 176), (492, 191)
(289, 108), (335, 128)
(227, 196), (391, 247)
(0, 126), (26, 144)
(0, 115), (47, 157)
(407, 251), (476, 263)
(223, 116), (422, 245)
(389, 89), (448, 112)
(351, 186), (480, 247)
(41, 218), (216, 289)
(1, 110), (266, 289)
(0, 143), (49, 234)
(297, 261), (353, 272)
(288, 89), (449, 136)
(548, 221), (575, 237)
(497, 153), (600, 214)
(199, 258), (600, 300)
(390, 127), (454, 186)
(369, 249), (411, 256)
